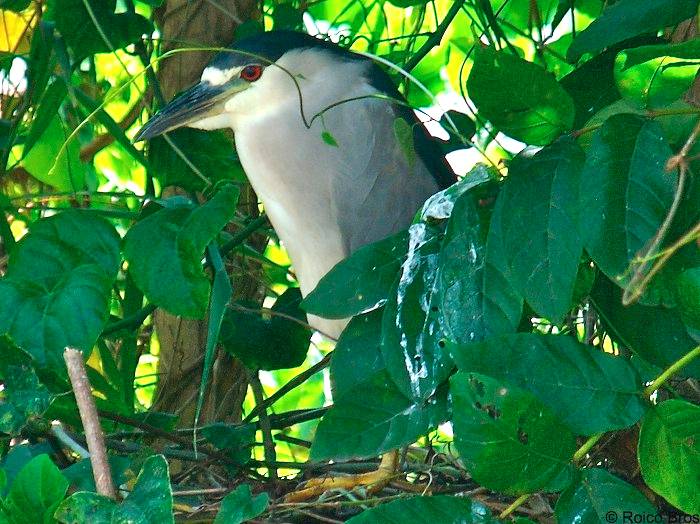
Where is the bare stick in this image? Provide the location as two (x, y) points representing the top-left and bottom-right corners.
(64, 348), (117, 500)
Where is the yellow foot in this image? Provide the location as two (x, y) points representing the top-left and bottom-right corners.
(284, 450), (399, 502)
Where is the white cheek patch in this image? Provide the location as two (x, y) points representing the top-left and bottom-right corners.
(201, 66), (241, 86)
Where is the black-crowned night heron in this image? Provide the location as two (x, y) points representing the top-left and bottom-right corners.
(136, 30), (456, 338)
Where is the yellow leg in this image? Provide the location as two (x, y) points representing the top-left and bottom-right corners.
(284, 450), (399, 502)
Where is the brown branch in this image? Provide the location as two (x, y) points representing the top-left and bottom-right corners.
(64, 348), (117, 500)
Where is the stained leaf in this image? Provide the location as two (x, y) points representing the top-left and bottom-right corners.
(449, 334), (646, 435)
(451, 372), (576, 494)
(468, 47), (575, 145)
(55, 455), (174, 524)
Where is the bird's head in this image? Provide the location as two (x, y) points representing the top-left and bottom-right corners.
(134, 31), (363, 141)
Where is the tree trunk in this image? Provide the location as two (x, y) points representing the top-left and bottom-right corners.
(150, 0), (260, 426)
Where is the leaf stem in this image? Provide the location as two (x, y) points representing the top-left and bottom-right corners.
(572, 433), (604, 463)
(644, 345), (700, 398)
(498, 493), (530, 519)
(404, 0), (465, 72)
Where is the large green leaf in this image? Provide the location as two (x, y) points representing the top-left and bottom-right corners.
(676, 267), (700, 330)
(124, 186), (239, 318)
(50, 0), (152, 60)
(346, 496), (498, 524)
(1, 454), (68, 524)
(467, 47), (575, 145)
(220, 288), (310, 370)
(620, 40), (700, 71)
(581, 114), (676, 296)
(0, 211), (119, 369)
(592, 276), (700, 377)
(638, 400), (700, 514)
(0, 266), (113, 369)
(312, 309), (447, 460)
(302, 230), (408, 319)
(491, 138), (585, 322)
(0, 337), (53, 435)
(449, 333), (646, 435)
(213, 484), (268, 524)
(310, 371), (447, 460)
(555, 468), (658, 523)
(568, 0), (698, 61)
(55, 455), (173, 524)
(6, 210), (120, 284)
(451, 372), (576, 494)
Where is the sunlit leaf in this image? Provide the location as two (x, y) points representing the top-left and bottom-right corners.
(638, 400), (700, 514)
(468, 47), (574, 145)
(568, 0), (698, 61)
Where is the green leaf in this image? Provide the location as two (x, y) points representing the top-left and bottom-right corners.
(467, 47), (575, 145)
(50, 0), (153, 60)
(220, 288), (310, 370)
(56, 455), (174, 524)
(124, 186), (239, 318)
(2, 454), (68, 524)
(148, 129), (245, 192)
(0, 337), (53, 435)
(393, 118), (417, 167)
(196, 244), (233, 428)
(561, 50), (620, 128)
(346, 496), (498, 524)
(581, 114), (676, 296)
(311, 371), (447, 460)
(615, 52), (700, 109)
(620, 40), (700, 70)
(0, 265), (113, 369)
(568, 0), (698, 61)
(451, 372), (576, 494)
(592, 275), (700, 377)
(449, 333), (646, 435)
(492, 137), (585, 322)
(676, 267), (700, 330)
(200, 423), (254, 465)
(330, 309), (386, 397)
(320, 130), (339, 147)
(555, 468), (658, 523)
(302, 230), (408, 319)
(214, 484), (268, 524)
(638, 399), (700, 514)
(312, 310), (447, 460)
(22, 115), (84, 191)
(6, 210), (120, 284)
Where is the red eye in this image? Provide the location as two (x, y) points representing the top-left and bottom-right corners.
(240, 64), (263, 82)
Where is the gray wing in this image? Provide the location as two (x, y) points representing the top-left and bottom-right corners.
(322, 93), (446, 253)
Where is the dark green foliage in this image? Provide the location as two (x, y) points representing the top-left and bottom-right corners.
(0, 0), (698, 520)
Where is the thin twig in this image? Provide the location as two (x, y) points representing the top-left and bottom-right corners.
(404, 0), (466, 72)
(243, 353), (332, 423)
(248, 370), (278, 480)
(64, 348), (117, 500)
(644, 345), (700, 398)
